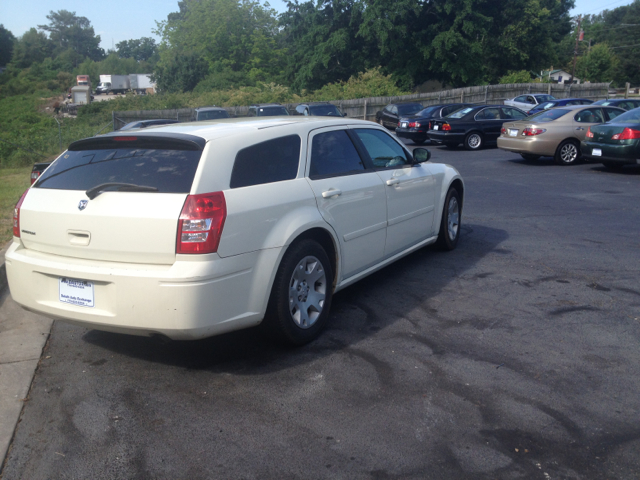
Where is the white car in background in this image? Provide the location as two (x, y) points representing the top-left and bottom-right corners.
(504, 94), (556, 112)
(7, 117), (464, 345)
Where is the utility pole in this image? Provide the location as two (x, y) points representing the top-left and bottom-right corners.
(570, 15), (582, 84)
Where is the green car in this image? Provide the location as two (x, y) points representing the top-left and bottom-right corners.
(581, 107), (640, 170)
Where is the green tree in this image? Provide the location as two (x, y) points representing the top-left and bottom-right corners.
(498, 70), (534, 84)
(10, 28), (53, 68)
(154, 0), (285, 92)
(0, 25), (15, 66)
(575, 43), (618, 82)
(116, 37), (158, 62)
(38, 10), (104, 61)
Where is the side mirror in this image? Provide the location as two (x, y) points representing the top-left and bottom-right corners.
(413, 148), (431, 163)
(342, 112), (347, 117)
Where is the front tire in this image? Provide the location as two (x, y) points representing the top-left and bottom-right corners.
(555, 140), (580, 165)
(436, 188), (461, 251)
(464, 132), (483, 150)
(265, 239), (333, 346)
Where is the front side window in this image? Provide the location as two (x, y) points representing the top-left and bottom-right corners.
(309, 130), (365, 178)
(230, 135), (301, 188)
(391, 106), (398, 115)
(353, 129), (410, 168)
(604, 108), (624, 121)
(575, 108), (604, 123)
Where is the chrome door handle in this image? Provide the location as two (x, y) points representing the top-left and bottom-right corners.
(386, 178), (400, 186)
(576, 127), (584, 131)
(322, 189), (342, 198)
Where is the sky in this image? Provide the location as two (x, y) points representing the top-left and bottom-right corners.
(0, 0), (635, 51)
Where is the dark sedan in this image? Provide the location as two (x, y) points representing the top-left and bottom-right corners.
(395, 103), (471, 145)
(527, 98), (593, 115)
(581, 107), (640, 170)
(592, 98), (640, 110)
(428, 105), (528, 150)
(375, 103), (423, 129)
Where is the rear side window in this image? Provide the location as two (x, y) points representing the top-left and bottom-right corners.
(35, 147), (202, 193)
(230, 135), (301, 188)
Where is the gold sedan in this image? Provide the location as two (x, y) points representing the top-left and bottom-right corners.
(497, 105), (625, 165)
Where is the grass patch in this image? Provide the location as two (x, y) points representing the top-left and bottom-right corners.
(0, 167), (31, 244)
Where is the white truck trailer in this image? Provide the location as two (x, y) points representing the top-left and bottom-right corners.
(129, 74), (155, 94)
(95, 74), (130, 95)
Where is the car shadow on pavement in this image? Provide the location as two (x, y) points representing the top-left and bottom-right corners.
(82, 223), (509, 372)
(589, 164), (640, 175)
(505, 156), (556, 166)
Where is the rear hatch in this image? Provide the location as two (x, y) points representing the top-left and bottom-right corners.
(21, 133), (206, 265)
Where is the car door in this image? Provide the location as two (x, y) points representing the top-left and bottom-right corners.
(351, 127), (436, 257)
(306, 127), (387, 279)
(475, 107), (503, 142)
(513, 95), (530, 110)
(573, 107), (605, 141)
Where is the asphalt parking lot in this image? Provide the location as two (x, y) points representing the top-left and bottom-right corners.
(2, 141), (640, 480)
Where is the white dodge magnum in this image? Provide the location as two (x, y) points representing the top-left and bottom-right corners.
(7, 117), (464, 345)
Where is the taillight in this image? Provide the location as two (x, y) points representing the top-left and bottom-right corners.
(397, 121), (400, 128)
(113, 136), (138, 142)
(522, 127), (546, 136)
(13, 190), (29, 238)
(428, 122), (432, 130)
(586, 127), (594, 138)
(612, 127), (640, 140)
(442, 123), (451, 131)
(177, 192), (226, 254)
(500, 127), (506, 135)
(30, 171), (41, 185)
(408, 121), (421, 128)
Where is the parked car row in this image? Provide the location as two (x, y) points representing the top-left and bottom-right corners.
(376, 97), (640, 170)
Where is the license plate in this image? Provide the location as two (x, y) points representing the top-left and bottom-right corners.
(434, 125), (439, 130)
(401, 122), (408, 128)
(59, 277), (94, 308)
(509, 129), (518, 137)
(592, 148), (602, 157)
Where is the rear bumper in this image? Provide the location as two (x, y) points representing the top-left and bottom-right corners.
(497, 136), (558, 157)
(427, 131), (464, 144)
(5, 241), (282, 340)
(396, 129), (428, 141)
(580, 141), (640, 164)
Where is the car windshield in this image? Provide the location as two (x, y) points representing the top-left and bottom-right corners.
(526, 109), (571, 122)
(536, 95), (556, 102)
(309, 105), (342, 116)
(608, 108), (640, 124)
(398, 104), (423, 115)
(592, 100), (606, 105)
(447, 107), (475, 119)
(537, 102), (555, 110)
(198, 110), (229, 120)
(257, 107), (289, 116)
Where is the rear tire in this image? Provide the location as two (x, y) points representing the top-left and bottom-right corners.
(464, 132), (483, 150)
(436, 188), (461, 251)
(554, 139), (580, 165)
(265, 239), (333, 346)
(520, 153), (541, 161)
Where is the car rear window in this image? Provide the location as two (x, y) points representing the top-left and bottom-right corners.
(198, 110), (229, 120)
(309, 105), (342, 116)
(447, 107), (474, 119)
(230, 135), (301, 188)
(608, 108), (640, 124)
(257, 107), (289, 116)
(398, 104), (423, 115)
(527, 109), (571, 122)
(35, 141), (202, 193)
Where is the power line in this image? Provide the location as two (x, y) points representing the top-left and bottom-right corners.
(610, 42), (640, 48)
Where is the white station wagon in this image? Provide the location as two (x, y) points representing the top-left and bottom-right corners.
(7, 117), (464, 345)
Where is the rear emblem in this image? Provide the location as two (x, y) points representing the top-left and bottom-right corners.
(78, 200), (88, 211)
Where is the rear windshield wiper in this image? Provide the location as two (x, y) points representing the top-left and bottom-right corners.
(86, 182), (159, 200)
